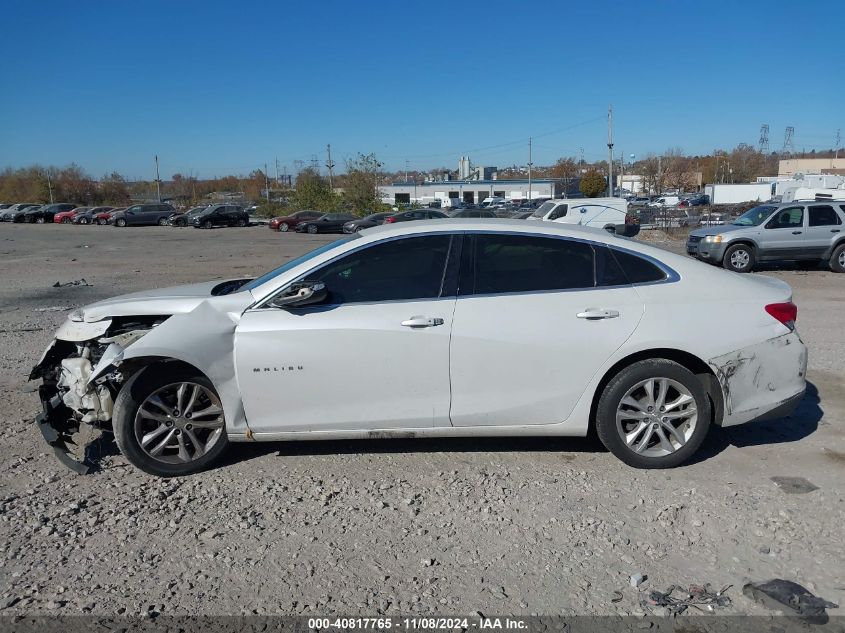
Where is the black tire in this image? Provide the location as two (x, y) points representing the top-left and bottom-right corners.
(158, 217), (168, 226)
(279, 223), (289, 232)
(307, 224), (318, 234)
(116, 218), (127, 227)
(113, 365), (229, 477)
(722, 243), (755, 273)
(61, 217), (71, 224)
(237, 217), (247, 227)
(98, 218), (107, 225)
(595, 359), (711, 469)
(830, 243), (845, 273)
(203, 220), (213, 229)
(79, 217), (89, 225)
(35, 216), (45, 224)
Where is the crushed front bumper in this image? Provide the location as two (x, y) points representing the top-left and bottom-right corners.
(35, 383), (94, 474)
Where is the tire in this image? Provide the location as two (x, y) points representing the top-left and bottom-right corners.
(279, 223), (289, 232)
(203, 220), (213, 229)
(98, 218), (107, 225)
(158, 217), (168, 226)
(830, 243), (845, 273)
(595, 359), (711, 469)
(113, 365), (229, 477)
(116, 218), (127, 227)
(79, 217), (89, 225)
(237, 217), (247, 227)
(61, 217), (71, 224)
(722, 243), (755, 273)
(307, 224), (318, 234)
(35, 217), (45, 224)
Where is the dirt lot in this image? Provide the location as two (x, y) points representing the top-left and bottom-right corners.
(0, 223), (843, 617)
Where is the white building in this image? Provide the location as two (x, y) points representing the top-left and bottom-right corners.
(379, 178), (568, 206)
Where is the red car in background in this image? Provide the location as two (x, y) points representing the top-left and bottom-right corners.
(268, 210), (322, 232)
(95, 207), (125, 225)
(53, 206), (91, 224)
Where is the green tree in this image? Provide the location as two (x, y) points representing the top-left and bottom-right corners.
(292, 167), (338, 211)
(579, 169), (606, 197)
(343, 153), (385, 214)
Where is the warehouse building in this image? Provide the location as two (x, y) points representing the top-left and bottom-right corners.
(379, 178), (574, 206)
(778, 158), (845, 177)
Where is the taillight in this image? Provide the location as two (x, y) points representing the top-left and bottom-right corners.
(385, 217), (396, 223)
(765, 302), (797, 329)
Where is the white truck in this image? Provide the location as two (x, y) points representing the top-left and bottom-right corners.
(704, 183), (773, 205)
(780, 187), (845, 203)
(527, 197), (638, 236)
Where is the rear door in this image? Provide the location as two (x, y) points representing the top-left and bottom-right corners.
(804, 204), (843, 258)
(449, 233), (645, 427)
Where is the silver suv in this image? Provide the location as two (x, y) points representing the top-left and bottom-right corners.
(687, 202), (845, 273)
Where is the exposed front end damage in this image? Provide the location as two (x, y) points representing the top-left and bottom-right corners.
(708, 331), (808, 427)
(30, 317), (168, 472)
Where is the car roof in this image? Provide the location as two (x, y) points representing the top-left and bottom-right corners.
(360, 218), (617, 242)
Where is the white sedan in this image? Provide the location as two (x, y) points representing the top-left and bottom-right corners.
(31, 219), (807, 476)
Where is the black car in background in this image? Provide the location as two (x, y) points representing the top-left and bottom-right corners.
(168, 206), (208, 227)
(110, 203), (176, 227)
(73, 206), (113, 224)
(384, 209), (448, 224)
(23, 203), (76, 223)
(448, 209), (497, 218)
(2, 203), (41, 222)
(190, 204), (250, 228)
(295, 213), (357, 234)
(342, 212), (394, 233)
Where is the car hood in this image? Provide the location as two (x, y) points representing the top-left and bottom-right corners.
(689, 224), (746, 238)
(79, 279), (246, 322)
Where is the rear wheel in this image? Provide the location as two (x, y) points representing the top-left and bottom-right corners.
(595, 359), (711, 469)
(722, 243), (755, 273)
(113, 365), (229, 477)
(830, 244), (845, 273)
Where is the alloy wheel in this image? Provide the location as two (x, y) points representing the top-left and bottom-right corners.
(134, 382), (224, 464)
(279, 223), (289, 232)
(615, 377), (698, 457)
(730, 249), (750, 270)
(839, 250), (845, 268)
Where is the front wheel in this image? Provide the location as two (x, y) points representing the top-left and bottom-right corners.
(113, 365), (229, 477)
(203, 220), (213, 229)
(116, 218), (127, 227)
(35, 217), (45, 224)
(830, 243), (845, 273)
(722, 243), (755, 273)
(98, 218), (107, 225)
(595, 359), (711, 469)
(237, 217), (247, 227)
(61, 217), (71, 224)
(79, 217), (89, 225)
(307, 224), (318, 234)
(279, 223), (289, 232)
(158, 217), (168, 226)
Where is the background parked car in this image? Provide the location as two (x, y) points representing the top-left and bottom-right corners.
(448, 209), (497, 218)
(342, 211), (394, 233)
(269, 210), (322, 232)
(95, 207), (124, 225)
(1, 203), (40, 222)
(295, 213), (357, 234)
(189, 204), (249, 229)
(73, 206), (113, 224)
(168, 206), (207, 227)
(384, 209), (448, 223)
(54, 206), (91, 224)
(110, 203), (176, 227)
(23, 203), (76, 223)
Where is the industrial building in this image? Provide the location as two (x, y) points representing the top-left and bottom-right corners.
(379, 178), (572, 206)
(778, 158), (845, 176)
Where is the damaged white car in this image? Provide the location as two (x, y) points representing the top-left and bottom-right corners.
(31, 220), (808, 476)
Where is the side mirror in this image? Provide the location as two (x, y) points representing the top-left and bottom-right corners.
(269, 281), (327, 309)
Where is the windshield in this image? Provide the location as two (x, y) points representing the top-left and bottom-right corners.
(185, 206), (206, 216)
(532, 201), (556, 218)
(242, 236), (358, 292)
(732, 205), (776, 226)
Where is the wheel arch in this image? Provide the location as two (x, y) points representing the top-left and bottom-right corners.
(588, 348), (724, 429)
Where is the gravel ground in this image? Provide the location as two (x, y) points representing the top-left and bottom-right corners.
(0, 223), (843, 617)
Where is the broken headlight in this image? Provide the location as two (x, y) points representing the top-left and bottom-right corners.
(68, 309), (85, 322)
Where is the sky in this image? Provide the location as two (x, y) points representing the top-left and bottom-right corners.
(2, 0), (844, 180)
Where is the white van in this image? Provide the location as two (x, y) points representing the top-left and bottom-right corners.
(527, 197), (638, 236)
(648, 195), (680, 208)
(480, 196), (506, 207)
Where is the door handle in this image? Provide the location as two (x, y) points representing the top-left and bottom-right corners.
(576, 309), (620, 320)
(401, 316), (444, 328)
(792, 231), (802, 234)
(832, 229), (841, 233)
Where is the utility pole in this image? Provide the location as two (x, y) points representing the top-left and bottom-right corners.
(325, 144), (335, 190)
(607, 105), (614, 197)
(264, 163), (270, 202)
(404, 159), (409, 183)
(836, 129), (841, 160)
(527, 137), (533, 203)
(619, 150), (624, 196)
(275, 157), (280, 185)
(154, 155), (162, 202)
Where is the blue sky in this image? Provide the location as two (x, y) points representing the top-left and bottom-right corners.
(2, 0), (843, 179)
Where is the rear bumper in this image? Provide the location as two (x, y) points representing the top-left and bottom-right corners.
(710, 331), (808, 427)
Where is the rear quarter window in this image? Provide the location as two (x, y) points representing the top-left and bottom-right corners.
(608, 248), (668, 284)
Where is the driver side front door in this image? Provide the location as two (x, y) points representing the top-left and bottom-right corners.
(234, 234), (459, 435)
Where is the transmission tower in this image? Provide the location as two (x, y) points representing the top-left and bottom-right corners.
(782, 126), (795, 156)
(758, 124), (769, 154)
(310, 155), (319, 172)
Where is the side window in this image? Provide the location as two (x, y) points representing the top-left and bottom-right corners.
(766, 207), (804, 229)
(470, 234), (594, 294)
(303, 235), (452, 305)
(607, 248), (667, 284)
(808, 205), (841, 227)
(548, 205), (568, 220)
